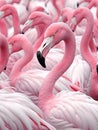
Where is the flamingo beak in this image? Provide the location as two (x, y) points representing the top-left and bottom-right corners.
(70, 17), (77, 32)
(22, 19), (33, 34)
(96, 64), (98, 74)
(0, 11), (4, 18)
(36, 36), (53, 68)
(37, 51), (46, 68)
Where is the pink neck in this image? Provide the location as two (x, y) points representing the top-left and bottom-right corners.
(0, 34), (9, 72)
(39, 29), (75, 110)
(80, 10), (97, 70)
(1, 5), (21, 35)
(9, 37), (33, 85)
(0, 19), (8, 36)
(33, 34), (44, 53)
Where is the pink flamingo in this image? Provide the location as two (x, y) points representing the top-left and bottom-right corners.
(37, 22), (98, 130)
(0, 88), (57, 130)
(61, 7), (74, 24)
(70, 7), (98, 100)
(5, 34), (73, 105)
(0, 4), (21, 37)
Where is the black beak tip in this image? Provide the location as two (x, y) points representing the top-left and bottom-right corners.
(96, 64), (98, 74)
(21, 31), (24, 34)
(4, 66), (6, 70)
(37, 51), (46, 68)
(72, 29), (74, 32)
(77, 2), (79, 7)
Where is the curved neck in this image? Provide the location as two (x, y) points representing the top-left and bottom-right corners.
(39, 30), (75, 109)
(10, 6), (21, 34)
(9, 38), (33, 85)
(0, 34), (9, 72)
(80, 11), (97, 71)
(1, 5), (21, 35)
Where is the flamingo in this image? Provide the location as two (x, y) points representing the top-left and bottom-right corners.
(36, 22), (98, 130)
(70, 7), (98, 100)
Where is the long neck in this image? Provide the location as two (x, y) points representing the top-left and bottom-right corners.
(11, 7), (21, 35)
(80, 11), (97, 71)
(33, 34), (44, 53)
(0, 19), (8, 36)
(2, 5), (21, 35)
(39, 31), (75, 109)
(0, 34), (9, 72)
(9, 39), (33, 85)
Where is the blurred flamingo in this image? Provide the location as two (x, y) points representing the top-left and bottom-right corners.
(37, 22), (98, 130)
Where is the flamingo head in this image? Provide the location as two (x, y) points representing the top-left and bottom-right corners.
(0, 4), (15, 18)
(22, 11), (51, 34)
(70, 7), (90, 32)
(8, 34), (24, 54)
(22, 19), (33, 33)
(37, 22), (72, 68)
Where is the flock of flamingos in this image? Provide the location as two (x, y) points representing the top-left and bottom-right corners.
(1, 0), (98, 129)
